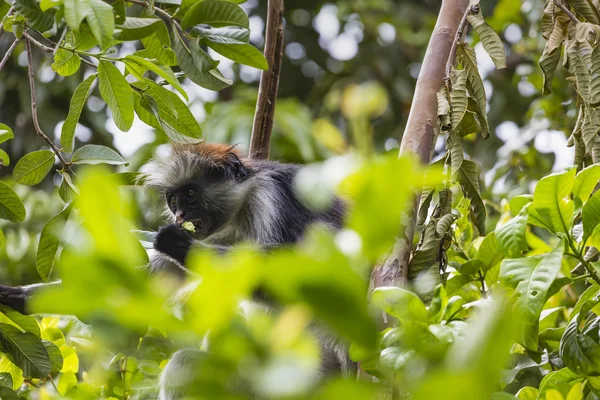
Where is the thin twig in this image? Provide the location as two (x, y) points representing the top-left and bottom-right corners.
(0, 37), (20, 72)
(249, 0), (285, 159)
(554, 0), (580, 23)
(0, 6), (14, 41)
(125, 0), (175, 24)
(23, 31), (96, 67)
(54, 27), (68, 56)
(445, 5), (472, 81)
(25, 37), (75, 177)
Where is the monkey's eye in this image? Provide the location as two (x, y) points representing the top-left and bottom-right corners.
(186, 189), (197, 200)
(168, 196), (176, 209)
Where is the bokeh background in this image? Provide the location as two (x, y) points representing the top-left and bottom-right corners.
(0, 0), (572, 285)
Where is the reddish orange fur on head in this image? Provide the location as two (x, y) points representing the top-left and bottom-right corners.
(171, 143), (246, 164)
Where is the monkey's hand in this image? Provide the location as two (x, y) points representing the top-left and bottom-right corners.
(154, 224), (194, 266)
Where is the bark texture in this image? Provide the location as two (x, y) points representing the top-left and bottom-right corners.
(248, 0), (285, 160)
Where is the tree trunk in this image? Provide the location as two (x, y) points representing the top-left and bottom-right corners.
(248, 0), (285, 160)
(371, 0), (469, 293)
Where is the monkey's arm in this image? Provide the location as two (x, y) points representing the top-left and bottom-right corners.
(0, 281), (61, 314)
(153, 224), (279, 267)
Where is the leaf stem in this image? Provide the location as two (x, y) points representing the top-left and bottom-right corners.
(445, 5), (473, 82)
(25, 37), (75, 177)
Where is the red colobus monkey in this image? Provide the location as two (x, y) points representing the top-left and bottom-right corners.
(0, 143), (353, 399)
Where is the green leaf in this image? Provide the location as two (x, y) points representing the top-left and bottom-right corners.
(58, 171), (79, 203)
(0, 323), (52, 379)
(14, 0), (55, 32)
(140, 34), (176, 66)
(113, 172), (145, 186)
(456, 160), (486, 234)
(61, 74), (97, 153)
(568, 42), (591, 102)
(13, 150), (55, 186)
(190, 25), (249, 44)
(42, 341), (63, 374)
(467, 7), (506, 69)
(0, 372), (13, 388)
(86, 0), (115, 49)
(58, 371), (77, 395)
(114, 17), (163, 41)
(573, 164), (600, 203)
(450, 69), (468, 130)
(0, 149), (10, 167)
(571, 0), (600, 24)
(36, 204), (73, 282)
(502, 242), (564, 350)
(63, 0), (91, 30)
(123, 55), (188, 100)
(0, 386), (18, 400)
(460, 43), (489, 138)
(582, 190), (600, 246)
(205, 41), (268, 70)
(0, 181), (26, 223)
(51, 49), (81, 77)
(98, 60), (134, 131)
(134, 80), (202, 142)
(447, 131), (463, 179)
(72, 144), (128, 165)
(0, 124), (15, 144)
(370, 287), (428, 322)
(181, 0), (249, 29)
(516, 387), (539, 400)
(531, 168), (576, 234)
(590, 45), (600, 106)
(478, 232), (504, 271)
(65, 24), (98, 51)
(496, 206), (529, 258)
(173, 29), (231, 91)
(560, 315), (600, 377)
(0, 305), (40, 337)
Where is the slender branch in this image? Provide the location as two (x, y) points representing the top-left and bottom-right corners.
(566, 238), (600, 285)
(0, 37), (20, 72)
(0, 6), (14, 41)
(554, 0), (580, 23)
(25, 38), (75, 177)
(125, 0), (177, 26)
(249, 0), (285, 159)
(23, 31), (96, 67)
(445, 5), (472, 81)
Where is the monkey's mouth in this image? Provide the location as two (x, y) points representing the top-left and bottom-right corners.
(178, 219), (206, 237)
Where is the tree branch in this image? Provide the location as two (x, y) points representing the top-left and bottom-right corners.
(0, 37), (20, 72)
(445, 5), (472, 81)
(371, 0), (470, 296)
(25, 38), (75, 177)
(554, 0), (580, 23)
(248, 0), (285, 160)
(23, 31), (96, 67)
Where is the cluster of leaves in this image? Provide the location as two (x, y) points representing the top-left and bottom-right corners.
(415, 0), (507, 291)
(539, 0), (600, 167)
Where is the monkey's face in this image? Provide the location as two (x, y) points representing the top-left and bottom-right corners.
(164, 154), (248, 239)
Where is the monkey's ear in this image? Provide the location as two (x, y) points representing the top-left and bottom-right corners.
(224, 152), (248, 181)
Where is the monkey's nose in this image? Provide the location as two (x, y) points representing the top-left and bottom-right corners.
(175, 210), (185, 224)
